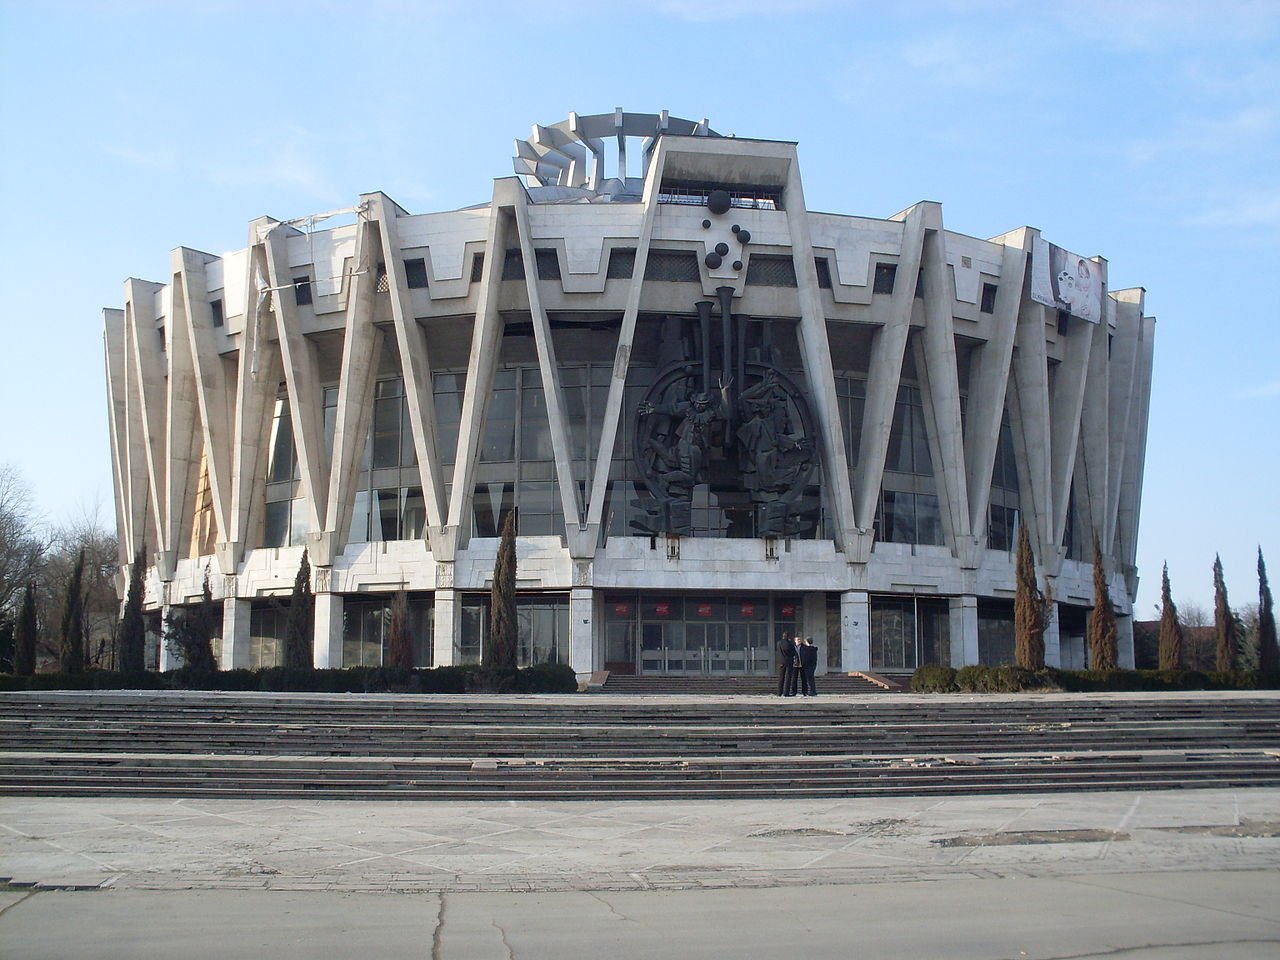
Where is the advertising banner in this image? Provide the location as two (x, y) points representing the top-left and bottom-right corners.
(1030, 238), (1105, 323)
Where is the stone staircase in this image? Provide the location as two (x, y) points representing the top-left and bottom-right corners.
(598, 672), (897, 695)
(0, 691), (1277, 800)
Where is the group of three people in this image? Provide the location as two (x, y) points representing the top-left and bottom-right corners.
(776, 632), (818, 697)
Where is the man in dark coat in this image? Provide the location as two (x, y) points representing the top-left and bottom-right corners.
(776, 632), (794, 696)
(800, 636), (819, 696)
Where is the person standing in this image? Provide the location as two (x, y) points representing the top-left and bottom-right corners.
(785, 634), (803, 697)
(776, 631), (794, 696)
(800, 636), (818, 696)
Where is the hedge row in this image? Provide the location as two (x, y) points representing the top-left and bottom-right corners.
(0, 663), (579, 695)
(910, 663), (1280, 694)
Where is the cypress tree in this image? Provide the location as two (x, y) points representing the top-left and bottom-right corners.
(14, 582), (36, 676)
(164, 567), (218, 673)
(118, 547), (147, 673)
(59, 548), (86, 675)
(386, 588), (412, 670)
(1259, 548), (1278, 677)
(1087, 531), (1117, 671)
(284, 549), (314, 669)
(1212, 554), (1237, 672)
(1157, 563), (1183, 672)
(1014, 524), (1045, 670)
(487, 509), (518, 670)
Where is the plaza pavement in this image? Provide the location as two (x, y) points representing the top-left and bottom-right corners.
(1, 787), (1278, 957)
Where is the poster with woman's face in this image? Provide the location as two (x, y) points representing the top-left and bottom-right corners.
(1030, 238), (1105, 323)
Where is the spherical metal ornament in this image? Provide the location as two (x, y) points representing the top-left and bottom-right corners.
(732, 260), (743, 271)
(707, 189), (732, 215)
(702, 219), (711, 229)
(731, 224), (741, 234)
(715, 242), (729, 256)
(736, 229), (751, 245)
(705, 252), (723, 269)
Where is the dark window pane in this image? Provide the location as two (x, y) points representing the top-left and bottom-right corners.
(404, 258), (429, 289)
(471, 253), (485, 282)
(815, 257), (832, 289)
(263, 500), (288, 548)
(534, 249), (561, 280)
(745, 255), (798, 287)
(293, 277), (313, 306)
(210, 298), (224, 327)
(980, 282), (998, 313)
(607, 248), (636, 279)
(873, 263), (897, 294)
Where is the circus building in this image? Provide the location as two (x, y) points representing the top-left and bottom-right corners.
(103, 109), (1154, 679)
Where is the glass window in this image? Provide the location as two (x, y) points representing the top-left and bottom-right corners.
(267, 396), (297, 483)
(520, 369), (553, 461)
(915, 494), (943, 546)
(978, 601), (1015, 665)
(480, 373), (517, 462)
(263, 500), (289, 548)
(473, 482), (514, 537)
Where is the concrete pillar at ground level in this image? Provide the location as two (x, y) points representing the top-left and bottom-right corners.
(570, 588), (593, 677)
(950, 596), (979, 666)
(841, 591), (870, 671)
(1043, 601), (1061, 668)
(802, 592), (828, 674)
(433, 589), (457, 667)
(1117, 615), (1135, 670)
(313, 593), (343, 668)
(221, 599), (251, 669)
(158, 605), (178, 671)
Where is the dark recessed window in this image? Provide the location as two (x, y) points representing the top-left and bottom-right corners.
(644, 249), (700, 282)
(745, 254), (798, 287)
(873, 263), (897, 295)
(293, 277), (312, 306)
(815, 257), (833, 289)
(404, 258), (429, 289)
(534, 249), (561, 281)
(471, 253), (485, 282)
(1057, 310), (1070, 336)
(980, 282), (998, 314)
(607, 248), (636, 279)
(502, 249), (525, 280)
(914, 271), (925, 299)
(210, 298), (224, 327)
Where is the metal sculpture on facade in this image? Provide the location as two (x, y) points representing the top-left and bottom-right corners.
(633, 282), (816, 539)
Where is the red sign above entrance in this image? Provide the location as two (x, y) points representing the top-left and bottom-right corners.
(781, 604), (796, 618)
(613, 602), (631, 617)
(739, 602), (755, 617)
(654, 602), (671, 617)
(696, 603), (713, 618)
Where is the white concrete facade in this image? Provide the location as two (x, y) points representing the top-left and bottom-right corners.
(103, 111), (1154, 678)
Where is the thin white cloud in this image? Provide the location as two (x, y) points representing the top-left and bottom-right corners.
(103, 144), (177, 169)
(202, 129), (338, 202)
(1237, 381), (1280, 399)
(1186, 186), (1280, 228)
(1126, 108), (1277, 165)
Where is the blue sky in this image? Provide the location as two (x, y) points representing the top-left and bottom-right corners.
(1, 0), (1276, 617)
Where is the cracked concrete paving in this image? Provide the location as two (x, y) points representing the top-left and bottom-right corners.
(0, 789), (1277, 957)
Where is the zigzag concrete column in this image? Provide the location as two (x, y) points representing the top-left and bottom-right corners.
(433, 588), (457, 667)
(313, 592), (343, 669)
(570, 588), (593, 675)
(950, 596), (979, 666)
(841, 591), (870, 671)
(222, 597), (251, 669)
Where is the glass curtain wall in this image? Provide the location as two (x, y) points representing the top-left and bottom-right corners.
(263, 389), (310, 547)
(458, 594), (569, 666)
(977, 599), (1015, 664)
(875, 385), (944, 546)
(248, 603), (288, 669)
(987, 408), (1021, 551)
(341, 595), (434, 668)
(472, 367), (565, 537)
(869, 595), (951, 670)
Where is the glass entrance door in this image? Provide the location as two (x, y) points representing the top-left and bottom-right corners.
(608, 593), (801, 676)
